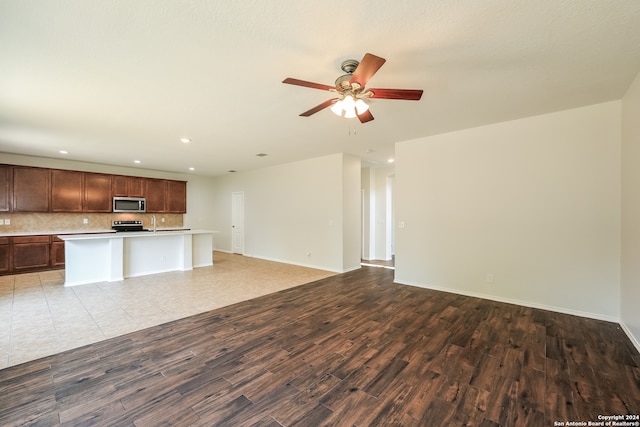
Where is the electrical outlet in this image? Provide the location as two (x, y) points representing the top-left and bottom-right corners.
(0, 219), (4, 225)
(486, 273), (494, 283)
(4, 219), (9, 225)
(83, 218), (88, 224)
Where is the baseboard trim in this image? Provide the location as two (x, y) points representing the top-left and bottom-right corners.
(619, 321), (640, 355)
(241, 254), (344, 273)
(394, 277), (619, 323)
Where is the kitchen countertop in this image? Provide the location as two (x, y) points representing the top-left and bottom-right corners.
(0, 228), (208, 238)
(57, 229), (217, 240)
(0, 229), (115, 237)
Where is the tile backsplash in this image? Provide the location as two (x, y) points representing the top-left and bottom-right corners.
(0, 213), (183, 234)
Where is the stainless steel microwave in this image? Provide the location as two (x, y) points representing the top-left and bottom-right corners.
(113, 197), (146, 213)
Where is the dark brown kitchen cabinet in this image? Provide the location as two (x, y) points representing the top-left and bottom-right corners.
(12, 235), (51, 272)
(84, 173), (111, 212)
(0, 165), (11, 212)
(51, 170), (83, 212)
(111, 175), (127, 197)
(166, 180), (187, 213)
(51, 237), (65, 267)
(112, 175), (145, 198)
(128, 177), (145, 197)
(12, 166), (50, 212)
(145, 178), (166, 212)
(0, 237), (10, 273)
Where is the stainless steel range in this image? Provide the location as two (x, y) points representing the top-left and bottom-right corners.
(112, 220), (146, 232)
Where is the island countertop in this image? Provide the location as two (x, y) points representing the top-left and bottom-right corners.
(57, 229), (217, 240)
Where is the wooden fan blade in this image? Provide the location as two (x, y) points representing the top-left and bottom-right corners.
(368, 88), (423, 100)
(357, 109), (374, 123)
(283, 78), (334, 91)
(349, 53), (386, 87)
(300, 99), (338, 117)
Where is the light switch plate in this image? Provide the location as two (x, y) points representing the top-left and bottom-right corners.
(0, 219), (4, 225)
(4, 219), (8, 225)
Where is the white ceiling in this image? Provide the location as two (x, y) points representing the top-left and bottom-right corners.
(1, 1), (640, 176)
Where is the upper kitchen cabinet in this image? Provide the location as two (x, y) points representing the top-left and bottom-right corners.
(13, 166), (50, 212)
(112, 175), (145, 198)
(84, 173), (112, 212)
(0, 165), (11, 212)
(128, 177), (145, 197)
(166, 180), (187, 213)
(145, 178), (166, 212)
(51, 170), (83, 212)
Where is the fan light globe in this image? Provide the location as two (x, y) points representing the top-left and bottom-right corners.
(342, 95), (356, 109)
(331, 100), (344, 116)
(355, 99), (369, 115)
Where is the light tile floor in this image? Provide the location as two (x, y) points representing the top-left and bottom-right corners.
(0, 252), (335, 369)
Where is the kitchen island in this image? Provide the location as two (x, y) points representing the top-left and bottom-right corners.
(58, 229), (217, 286)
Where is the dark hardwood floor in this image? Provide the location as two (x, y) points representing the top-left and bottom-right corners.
(1, 267), (639, 426)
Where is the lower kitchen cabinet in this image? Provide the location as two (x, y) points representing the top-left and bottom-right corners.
(12, 235), (51, 272)
(51, 237), (66, 267)
(0, 235), (66, 275)
(0, 237), (10, 273)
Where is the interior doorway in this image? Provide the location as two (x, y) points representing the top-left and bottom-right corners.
(361, 167), (395, 269)
(231, 192), (244, 255)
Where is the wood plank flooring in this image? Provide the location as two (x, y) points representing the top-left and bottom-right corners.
(1, 267), (639, 426)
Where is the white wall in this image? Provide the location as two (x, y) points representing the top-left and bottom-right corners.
(210, 153), (360, 273)
(342, 154), (362, 272)
(395, 102), (621, 321)
(0, 153), (218, 231)
(621, 72), (640, 350)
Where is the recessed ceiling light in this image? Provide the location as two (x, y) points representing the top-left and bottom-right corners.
(59, 150), (68, 154)
(188, 167), (195, 171)
(388, 158), (395, 163)
(180, 138), (191, 144)
(134, 160), (141, 164)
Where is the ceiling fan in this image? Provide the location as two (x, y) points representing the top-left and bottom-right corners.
(283, 53), (423, 123)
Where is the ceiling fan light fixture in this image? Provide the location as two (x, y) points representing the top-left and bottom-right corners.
(344, 107), (357, 119)
(355, 98), (369, 115)
(342, 95), (356, 110)
(331, 100), (344, 116)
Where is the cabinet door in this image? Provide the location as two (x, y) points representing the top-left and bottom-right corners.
(51, 170), (83, 212)
(166, 180), (187, 213)
(84, 173), (111, 212)
(13, 167), (50, 212)
(145, 179), (166, 212)
(51, 238), (65, 267)
(112, 175), (145, 198)
(0, 237), (10, 273)
(12, 235), (50, 271)
(112, 175), (128, 197)
(0, 165), (10, 212)
(128, 177), (145, 197)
